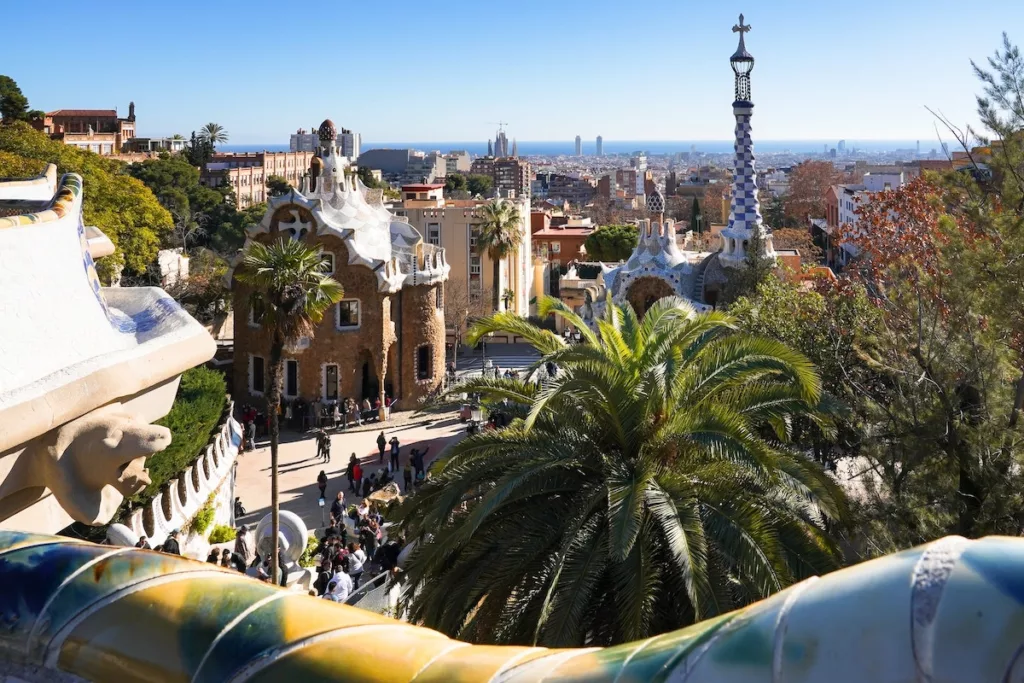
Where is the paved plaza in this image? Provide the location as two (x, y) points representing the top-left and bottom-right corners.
(234, 409), (466, 534)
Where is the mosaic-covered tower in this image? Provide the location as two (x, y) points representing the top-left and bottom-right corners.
(718, 14), (776, 268)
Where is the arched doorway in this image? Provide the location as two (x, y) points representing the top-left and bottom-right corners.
(625, 276), (676, 318)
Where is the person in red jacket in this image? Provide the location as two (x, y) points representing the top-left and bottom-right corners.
(352, 458), (363, 497)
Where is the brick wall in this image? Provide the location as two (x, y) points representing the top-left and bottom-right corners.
(232, 225), (445, 412)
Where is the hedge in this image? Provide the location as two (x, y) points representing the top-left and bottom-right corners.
(126, 366), (227, 508)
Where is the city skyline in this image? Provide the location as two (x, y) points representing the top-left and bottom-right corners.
(2, 0), (1020, 144)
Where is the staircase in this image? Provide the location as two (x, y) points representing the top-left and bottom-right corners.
(692, 270), (706, 303)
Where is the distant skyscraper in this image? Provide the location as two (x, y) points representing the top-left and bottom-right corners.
(916, 140), (921, 156)
(837, 139), (846, 155)
(596, 135), (603, 156)
(511, 138), (518, 158)
(574, 135), (582, 156)
(487, 139), (493, 157)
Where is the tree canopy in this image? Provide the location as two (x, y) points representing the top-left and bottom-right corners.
(466, 173), (493, 197)
(397, 296), (846, 646)
(584, 223), (638, 262)
(266, 174), (291, 197)
(0, 75), (31, 123)
(127, 154), (260, 254)
(0, 122), (171, 279)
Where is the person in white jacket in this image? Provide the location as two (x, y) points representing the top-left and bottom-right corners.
(348, 542), (367, 588)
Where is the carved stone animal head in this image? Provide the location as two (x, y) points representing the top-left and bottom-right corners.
(42, 406), (170, 525)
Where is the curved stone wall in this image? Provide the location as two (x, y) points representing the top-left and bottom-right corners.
(0, 533), (1019, 681)
(123, 403), (241, 547)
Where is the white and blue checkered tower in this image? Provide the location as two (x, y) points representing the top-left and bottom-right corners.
(719, 14), (776, 268)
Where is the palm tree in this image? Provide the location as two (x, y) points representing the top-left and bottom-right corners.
(396, 295), (847, 647)
(476, 199), (523, 312)
(236, 239), (343, 581)
(199, 122), (228, 150)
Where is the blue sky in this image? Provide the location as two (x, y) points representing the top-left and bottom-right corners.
(2, 0), (1020, 144)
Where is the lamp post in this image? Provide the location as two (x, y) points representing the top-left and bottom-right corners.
(318, 495), (325, 528)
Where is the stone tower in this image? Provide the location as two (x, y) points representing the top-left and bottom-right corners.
(718, 14), (775, 268)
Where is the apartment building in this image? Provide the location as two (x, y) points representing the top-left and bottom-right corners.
(200, 151), (314, 209)
(395, 183), (532, 341)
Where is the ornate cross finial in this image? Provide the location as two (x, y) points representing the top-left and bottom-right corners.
(733, 14), (751, 35)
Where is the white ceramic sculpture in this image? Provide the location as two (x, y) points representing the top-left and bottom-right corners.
(0, 167), (216, 533)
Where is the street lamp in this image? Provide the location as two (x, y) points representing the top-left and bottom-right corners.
(318, 496), (325, 528)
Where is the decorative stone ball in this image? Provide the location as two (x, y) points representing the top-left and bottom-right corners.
(255, 509), (308, 565)
(106, 523), (139, 547)
(646, 189), (665, 215)
(318, 119), (337, 143)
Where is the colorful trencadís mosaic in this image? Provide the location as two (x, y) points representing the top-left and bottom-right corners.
(0, 173), (80, 229)
(0, 531), (1022, 682)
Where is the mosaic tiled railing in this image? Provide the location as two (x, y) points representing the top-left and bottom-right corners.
(0, 534), (1019, 681)
(0, 174), (82, 229)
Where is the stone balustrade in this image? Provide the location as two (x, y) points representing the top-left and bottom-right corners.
(124, 402), (242, 547)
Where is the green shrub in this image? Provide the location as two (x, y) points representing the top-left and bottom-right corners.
(208, 524), (236, 544)
(299, 534), (319, 568)
(127, 366), (227, 509)
(190, 495), (216, 536)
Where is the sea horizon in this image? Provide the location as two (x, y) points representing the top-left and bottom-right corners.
(220, 139), (933, 157)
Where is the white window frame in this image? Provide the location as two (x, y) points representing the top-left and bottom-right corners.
(335, 299), (361, 331)
(470, 255), (481, 276)
(249, 354), (266, 396)
(284, 358), (299, 399)
(427, 222), (441, 246)
(322, 363), (340, 401)
(247, 301), (265, 328)
(320, 250), (335, 275)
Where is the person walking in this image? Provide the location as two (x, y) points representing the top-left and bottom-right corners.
(376, 431), (386, 464)
(234, 525), (254, 566)
(352, 458), (363, 495)
(330, 492), (345, 527)
(402, 462), (413, 492)
(389, 436), (400, 471)
(348, 542), (367, 589)
(317, 470), (328, 500)
(346, 454), (357, 493)
(322, 432), (331, 464)
(162, 530), (181, 555)
(246, 420), (256, 450)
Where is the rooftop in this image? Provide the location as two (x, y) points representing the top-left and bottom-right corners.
(46, 109), (118, 117)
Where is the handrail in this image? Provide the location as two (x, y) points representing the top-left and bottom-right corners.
(0, 532), (1019, 681)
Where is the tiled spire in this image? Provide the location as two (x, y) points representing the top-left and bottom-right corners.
(720, 15), (775, 268)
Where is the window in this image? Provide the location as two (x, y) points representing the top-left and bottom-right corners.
(427, 223), (441, 246)
(469, 224), (479, 248)
(436, 283), (443, 310)
(320, 251), (335, 275)
(281, 359), (298, 398)
(250, 355), (266, 395)
(248, 300), (265, 328)
(324, 364), (339, 401)
(336, 299), (360, 329)
(470, 255), (481, 276)
(416, 345), (434, 381)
